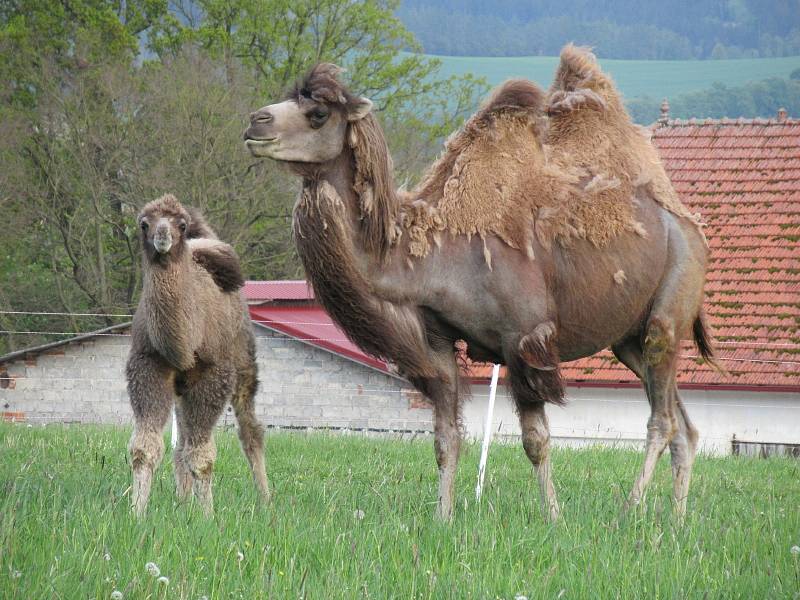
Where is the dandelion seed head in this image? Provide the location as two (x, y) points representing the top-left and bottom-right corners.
(12, 570), (21, 579)
(157, 576), (169, 586)
(110, 591), (123, 600)
(145, 562), (160, 577)
(515, 595), (529, 600)
(103, 552), (111, 561)
(353, 509), (365, 520)
(791, 545), (800, 555)
(236, 551), (244, 562)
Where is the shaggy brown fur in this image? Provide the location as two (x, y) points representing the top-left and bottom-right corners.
(408, 46), (705, 264)
(543, 45), (706, 244)
(408, 80), (547, 261)
(126, 194), (269, 516)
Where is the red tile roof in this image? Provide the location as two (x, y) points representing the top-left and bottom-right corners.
(246, 117), (800, 391)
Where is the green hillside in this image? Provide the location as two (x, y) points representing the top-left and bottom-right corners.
(425, 54), (800, 100)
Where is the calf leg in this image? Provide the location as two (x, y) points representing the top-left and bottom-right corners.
(126, 353), (174, 517)
(178, 363), (233, 516)
(231, 361), (270, 503)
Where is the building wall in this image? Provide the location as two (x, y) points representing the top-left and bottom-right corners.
(2, 328), (798, 455)
(462, 383), (800, 454)
(0, 327), (432, 432)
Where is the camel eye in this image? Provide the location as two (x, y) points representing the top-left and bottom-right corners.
(179, 221), (187, 233)
(309, 107), (330, 129)
(140, 221), (149, 232)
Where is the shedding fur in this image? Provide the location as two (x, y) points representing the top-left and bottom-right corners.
(407, 45), (706, 260)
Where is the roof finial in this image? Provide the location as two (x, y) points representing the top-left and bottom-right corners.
(777, 107), (788, 123)
(659, 98), (670, 125)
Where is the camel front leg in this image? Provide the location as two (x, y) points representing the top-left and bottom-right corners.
(433, 392), (461, 520)
(126, 353), (174, 517)
(179, 363), (232, 516)
(173, 402), (193, 501)
(519, 402), (559, 522)
(412, 355), (462, 521)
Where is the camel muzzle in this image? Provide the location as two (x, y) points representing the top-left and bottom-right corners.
(153, 222), (173, 254)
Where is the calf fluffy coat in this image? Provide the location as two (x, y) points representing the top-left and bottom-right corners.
(126, 194), (269, 516)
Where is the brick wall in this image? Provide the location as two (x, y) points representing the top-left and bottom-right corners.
(0, 326), (433, 434)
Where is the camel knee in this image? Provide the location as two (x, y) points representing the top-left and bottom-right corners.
(129, 429), (165, 472)
(522, 427), (550, 466)
(183, 441), (217, 478)
(644, 316), (675, 366)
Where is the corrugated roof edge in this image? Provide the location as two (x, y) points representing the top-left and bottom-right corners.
(0, 322), (132, 366)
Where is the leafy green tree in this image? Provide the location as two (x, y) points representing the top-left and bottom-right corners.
(0, 0), (486, 354)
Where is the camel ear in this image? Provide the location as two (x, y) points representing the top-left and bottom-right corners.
(347, 97), (373, 121)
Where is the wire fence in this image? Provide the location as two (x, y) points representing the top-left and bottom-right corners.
(1, 327), (799, 367)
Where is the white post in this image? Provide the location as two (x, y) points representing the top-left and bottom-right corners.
(170, 407), (178, 449)
(476, 363), (501, 502)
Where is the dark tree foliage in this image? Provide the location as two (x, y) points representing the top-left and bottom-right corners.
(399, 0), (800, 59)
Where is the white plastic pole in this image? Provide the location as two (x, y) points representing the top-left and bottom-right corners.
(476, 363), (501, 502)
(170, 407), (178, 449)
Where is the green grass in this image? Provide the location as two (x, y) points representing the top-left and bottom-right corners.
(423, 53), (800, 100)
(1, 423), (799, 599)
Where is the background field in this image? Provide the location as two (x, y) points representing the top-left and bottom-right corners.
(425, 53), (800, 100)
(1, 424), (798, 599)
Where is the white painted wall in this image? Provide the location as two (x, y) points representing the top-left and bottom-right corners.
(464, 382), (800, 455)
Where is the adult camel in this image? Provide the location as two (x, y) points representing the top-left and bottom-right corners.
(243, 46), (716, 521)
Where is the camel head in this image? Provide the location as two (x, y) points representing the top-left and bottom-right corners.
(137, 194), (191, 263)
(243, 63), (374, 164)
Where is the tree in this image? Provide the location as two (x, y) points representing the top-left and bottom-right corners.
(0, 0), (487, 354)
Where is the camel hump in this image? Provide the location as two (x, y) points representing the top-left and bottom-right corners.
(547, 44), (619, 115)
(186, 206), (219, 239)
(189, 239), (245, 293)
(481, 79), (545, 115)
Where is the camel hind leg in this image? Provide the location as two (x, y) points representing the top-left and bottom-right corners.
(614, 331), (699, 518)
(231, 359), (271, 503)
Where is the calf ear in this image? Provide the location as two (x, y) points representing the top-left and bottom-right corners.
(347, 97), (373, 121)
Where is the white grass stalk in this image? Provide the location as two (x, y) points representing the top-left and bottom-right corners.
(475, 363), (500, 502)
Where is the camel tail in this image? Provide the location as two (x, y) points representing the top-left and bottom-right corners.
(692, 312), (726, 374)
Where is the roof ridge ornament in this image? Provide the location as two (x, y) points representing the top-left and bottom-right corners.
(658, 98), (670, 125)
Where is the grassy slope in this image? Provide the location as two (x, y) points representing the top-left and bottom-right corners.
(425, 54), (800, 100)
(1, 424), (799, 599)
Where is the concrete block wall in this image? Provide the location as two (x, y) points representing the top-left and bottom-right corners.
(0, 326), (434, 434)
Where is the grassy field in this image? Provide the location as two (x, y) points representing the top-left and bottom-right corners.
(423, 53), (800, 100)
(1, 424), (798, 599)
